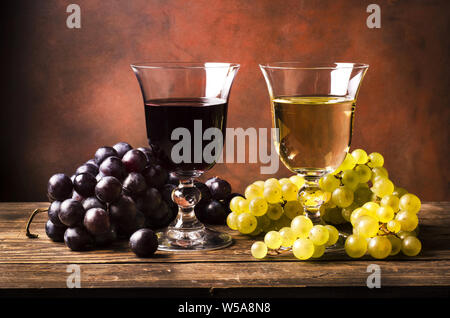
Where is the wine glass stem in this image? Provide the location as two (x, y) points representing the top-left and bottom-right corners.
(170, 179), (204, 231)
(298, 177), (323, 224)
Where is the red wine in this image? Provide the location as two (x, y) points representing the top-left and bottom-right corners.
(144, 98), (227, 178)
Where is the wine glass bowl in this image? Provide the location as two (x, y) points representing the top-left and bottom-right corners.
(131, 62), (239, 251)
(260, 62), (369, 223)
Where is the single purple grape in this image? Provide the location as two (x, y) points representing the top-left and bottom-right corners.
(122, 149), (147, 173)
(94, 146), (118, 165)
(73, 173), (97, 197)
(113, 142), (133, 158)
(207, 178), (231, 200)
(75, 163), (98, 176)
(109, 195), (137, 225)
(95, 176), (122, 203)
(99, 156), (127, 180)
(47, 173), (73, 201)
(129, 228), (158, 257)
(59, 199), (85, 227)
(45, 219), (66, 242)
(83, 208), (110, 235)
(82, 196), (106, 211)
(123, 172), (147, 197)
(142, 164), (168, 188)
(64, 227), (93, 251)
(48, 201), (64, 226)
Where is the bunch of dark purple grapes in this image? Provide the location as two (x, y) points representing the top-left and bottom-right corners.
(45, 141), (238, 256)
(45, 142), (175, 255)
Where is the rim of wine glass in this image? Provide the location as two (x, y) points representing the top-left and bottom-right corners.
(259, 62), (369, 70)
(130, 62), (240, 69)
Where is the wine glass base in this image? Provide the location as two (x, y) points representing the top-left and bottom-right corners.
(157, 227), (233, 251)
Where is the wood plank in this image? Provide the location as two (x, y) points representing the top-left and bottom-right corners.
(0, 202), (449, 264)
(0, 261), (449, 289)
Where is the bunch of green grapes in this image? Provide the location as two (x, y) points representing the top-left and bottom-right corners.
(227, 148), (423, 260)
(226, 175), (307, 236)
(318, 149), (422, 259)
(251, 218), (339, 260)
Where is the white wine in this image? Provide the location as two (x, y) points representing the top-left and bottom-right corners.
(272, 96), (355, 176)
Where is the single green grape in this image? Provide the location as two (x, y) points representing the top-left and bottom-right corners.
(392, 187), (408, 198)
(309, 225), (330, 246)
(351, 149), (369, 164)
(245, 184), (264, 201)
(256, 215), (271, 233)
(350, 207), (372, 226)
(229, 196), (245, 213)
(367, 236), (392, 259)
(395, 210), (419, 232)
(397, 230), (417, 240)
(341, 169), (360, 190)
(278, 178), (291, 186)
(354, 164), (372, 183)
(281, 182), (299, 201)
(387, 220), (401, 233)
(248, 226), (263, 237)
(253, 180), (265, 188)
(371, 178), (394, 198)
(266, 203), (284, 220)
(339, 153), (357, 171)
(325, 225), (339, 246)
(264, 178), (281, 189)
(319, 175), (340, 192)
(354, 186), (373, 205)
(341, 202), (358, 222)
(263, 185), (282, 204)
(387, 235), (402, 255)
(321, 206), (346, 225)
(264, 231), (282, 249)
(371, 167), (389, 182)
(291, 215), (313, 238)
(249, 197), (268, 216)
(345, 235), (367, 258)
(292, 238), (315, 260)
(362, 202), (380, 214)
(331, 186), (354, 208)
(311, 244), (326, 258)
(401, 236), (422, 256)
(355, 215), (379, 238)
(279, 227), (296, 247)
(357, 182), (370, 189)
(237, 198), (250, 214)
(251, 241), (268, 259)
(289, 175), (305, 188)
(283, 200), (303, 219)
(380, 194), (400, 212)
(399, 193), (421, 214)
(273, 215), (291, 231)
(376, 206), (395, 223)
(226, 212), (239, 230)
(236, 213), (257, 234)
(367, 152), (384, 168)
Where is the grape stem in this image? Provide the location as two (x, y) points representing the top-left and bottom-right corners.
(378, 223), (393, 236)
(25, 208), (48, 238)
(267, 248), (292, 256)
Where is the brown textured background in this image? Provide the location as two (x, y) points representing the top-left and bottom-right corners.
(1, 0), (449, 201)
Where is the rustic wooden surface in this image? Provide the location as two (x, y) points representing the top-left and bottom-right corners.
(0, 202), (449, 295)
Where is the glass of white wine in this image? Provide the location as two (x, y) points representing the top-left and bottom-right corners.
(260, 62), (369, 223)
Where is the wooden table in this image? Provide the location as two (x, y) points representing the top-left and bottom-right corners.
(0, 202), (449, 299)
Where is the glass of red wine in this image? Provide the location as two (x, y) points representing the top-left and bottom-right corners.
(131, 62), (240, 251)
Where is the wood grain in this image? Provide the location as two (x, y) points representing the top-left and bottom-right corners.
(0, 202), (449, 290)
